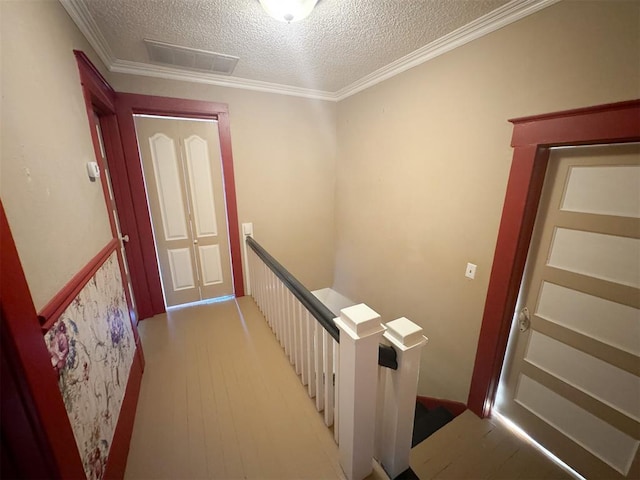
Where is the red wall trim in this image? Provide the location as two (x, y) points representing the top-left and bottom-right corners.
(1, 201), (85, 479)
(115, 92), (245, 309)
(416, 396), (467, 419)
(103, 350), (143, 479)
(38, 239), (118, 330)
(467, 100), (640, 418)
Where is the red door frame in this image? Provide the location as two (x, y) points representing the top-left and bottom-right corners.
(72, 51), (144, 328)
(114, 93), (245, 314)
(467, 99), (640, 418)
(0, 201), (86, 479)
(73, 52), (244, 320)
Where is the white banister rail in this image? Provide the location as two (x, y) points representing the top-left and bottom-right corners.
(244, 230), (426, 480)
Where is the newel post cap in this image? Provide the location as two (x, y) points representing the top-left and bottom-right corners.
(384, 317), (428, 351)
(335, 303), (385, 339)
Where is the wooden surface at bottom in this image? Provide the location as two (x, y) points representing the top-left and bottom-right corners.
(410, 410), (576, 479)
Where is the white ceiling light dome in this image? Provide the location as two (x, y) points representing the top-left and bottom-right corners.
(259, 0), (319, 23)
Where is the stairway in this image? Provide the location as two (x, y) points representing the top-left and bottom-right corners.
(412, 401), (455, 448)
(393, 402), (456, 479)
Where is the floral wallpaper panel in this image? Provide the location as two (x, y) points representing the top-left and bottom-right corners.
(45, 251), (136, 480)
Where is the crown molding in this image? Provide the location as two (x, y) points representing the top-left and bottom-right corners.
(60, 0), (115, 67)
(109, 59), (338, 101)
(335, 0), (562, 101)
(61, 0), (559, 103)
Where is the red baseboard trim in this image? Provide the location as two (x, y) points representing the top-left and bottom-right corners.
(417, 395), (467, 418)
(38, 239), (118, 331)
(103, 348), (143, 480)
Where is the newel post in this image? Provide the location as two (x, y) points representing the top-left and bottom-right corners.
(379, 318), (428, 478)
(335, 304), (386, 480)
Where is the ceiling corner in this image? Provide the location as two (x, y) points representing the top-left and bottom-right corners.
(335, 0), (563, 101)
(59, 0), (115, 68)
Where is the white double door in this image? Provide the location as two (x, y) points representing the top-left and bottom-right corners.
(135, 116), (233, 307)
(497, 143), (640, 479)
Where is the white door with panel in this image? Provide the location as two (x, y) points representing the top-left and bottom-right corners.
(496, 143), (640, 479)
(135, 116), (233, 307)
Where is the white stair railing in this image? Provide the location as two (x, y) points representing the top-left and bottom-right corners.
(244, 231), (427, 480)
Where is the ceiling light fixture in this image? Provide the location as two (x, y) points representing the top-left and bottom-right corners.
(259, 0), (319, 23)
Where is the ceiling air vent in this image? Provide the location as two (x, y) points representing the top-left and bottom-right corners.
(144, 39), (239, 75)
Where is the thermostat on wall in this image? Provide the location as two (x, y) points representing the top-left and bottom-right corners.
(87, 161), (100, 181)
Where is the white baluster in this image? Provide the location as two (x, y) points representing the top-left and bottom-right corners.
(295, 300), (303, 375)
(323, 330), (334, 427)
(334, 304), (385, 480)
(290, 292), (298, 368)
(307, 311), (316, 398)
(286, 290), (294, 364)
(277, 278), (284, 343)
(300, 302), (308, 385)
(315, 321), (324, 411)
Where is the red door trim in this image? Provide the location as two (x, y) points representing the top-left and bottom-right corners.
(73, 51), (147, 322)
(467, 99), (640, 418)
(115, 92), (245, 310)
(1, 201), (86, 479)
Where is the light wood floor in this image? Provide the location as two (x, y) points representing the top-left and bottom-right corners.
(125, 297), (346, 479)
(125, 296), (573, 480)
(410, 410), (575, 480)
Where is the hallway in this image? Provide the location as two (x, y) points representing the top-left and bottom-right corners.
(124, 297), (345, 479)
(124, 296), (575, 480)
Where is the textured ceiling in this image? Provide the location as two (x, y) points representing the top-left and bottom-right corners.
(79, 0), (512, 94)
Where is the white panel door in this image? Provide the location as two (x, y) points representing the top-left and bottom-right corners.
(496, 143), (640, 479)
(135, 116), (233, 307)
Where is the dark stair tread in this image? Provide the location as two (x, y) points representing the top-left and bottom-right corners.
(393, 466), (420, 480)
(414, 400), (429, 420)
(412, 404), (454, 448)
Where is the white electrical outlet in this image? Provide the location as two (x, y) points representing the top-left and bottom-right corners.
(465, 263), (477, 279)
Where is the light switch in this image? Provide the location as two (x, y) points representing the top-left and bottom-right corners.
(465, 263), (477, 279)
(86, 161), (100, 181)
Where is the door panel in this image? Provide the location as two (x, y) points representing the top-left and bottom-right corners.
(149, 133), (190, 241)
(167, 248), (197, 291)
(184, 135), (219, 237)
(198, 244), (223, 286)
(497, 143), (640, 479)
(134, 116), (233, 307)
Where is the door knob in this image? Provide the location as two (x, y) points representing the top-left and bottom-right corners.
(194, 239), (198, 244)
(120, 234), (130, 243)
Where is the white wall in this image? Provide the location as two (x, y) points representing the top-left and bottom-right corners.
(1, 0), (113, 310)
